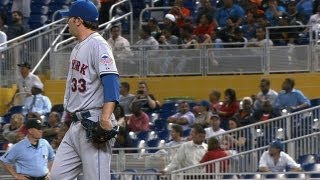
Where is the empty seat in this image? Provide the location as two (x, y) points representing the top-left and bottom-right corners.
(298, 154), (317, 166)
(222, 174), (238, 179)
(242, 174), (261, 179)
(157, 130), (170, 141)
(29, 15), (48, 24)
(182, 128), (191, 137)
(285, 173), (306, 178)
(31, 5), (49, 15)
(141, 168), (159, 180)
(147, 139), (160, 153)
(303, 163), (320, 178)
(136, 131), (150, 141)
(120, 168), (138, 180)
(154, 119), (167, 131)
(0, 0), (9, 6)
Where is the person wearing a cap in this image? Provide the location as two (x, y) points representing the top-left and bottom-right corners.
(107, 25), (132, 59)
(205, 114), (225, 141)
(194, 100), (212, 127)
(134, 25), (159, 50)
(51, 0), (120, 179)
(23, 81), (52, 116)
(0, 119), (55, 180)
(259, 140), (301, 172)
(7, 62), (43, 107)
(163, 13), (180, 37)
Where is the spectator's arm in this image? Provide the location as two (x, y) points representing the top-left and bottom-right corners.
(296, 91), (311, 108)
(146, 95), (157, 109)
(258, 152), (270, 172)
(285, 154), (301, 171)
(1, 162), (26, 179)
(174, 117), (189, 125)
(43, 127), (60, 137)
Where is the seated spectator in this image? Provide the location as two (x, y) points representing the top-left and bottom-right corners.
(202, 28), (224, 48)
(113, 127), (134, 153)
(114, 104), (126, 128)
(194, 100), (212, 128)
(169, 0), (191, 27)
(179, 24), (199, 49)
(195, 0), (216, 24)
(227, 27), (248, 48)
(307, 4), (320, 33)
(5, 11), (27, 40)
(205, 114), (225, 142)
(167, 101), (195, 130)
(127, 101), (150, 132)
(215, 0), (245, 28)
(253, 78), (278, 110)
(157, 124), (184, 159)
(274, 78), (310, 113)
(296, 0), (313, 24)
(166, 124), (184, 147)
(107, 25), (132, 59)
(2, 113), (24, 143)
(163, 14), (180, 37)
(158, 28), (179, 49)
(130, 81), (160, 112)
(162, 124), (207, 173)
(241, 11), (258, 41)
(234, 97), (254, 127)
(248, 27), (274, 47)
(200, 137), (229, 173)
(256, 15), (270, 28)
(51, 120), (71, 149)
(287, 1), (307, 25)
(253, 101), (278, 122)
(23, 81), (52, 116)
(0, 13), (8, 32)
(227, 117), (249, 151)
(193, 14), (215, 41)
(119, 82), (134, 115)
(42, 112), (62, 144)
(147, 17), (161, 38)
(134, 25), (159, 50)
(259, 140), (301, 172)
(265, 0), (287, 26)
(209, 90), (222, 111)
(215, 88), (239, 130)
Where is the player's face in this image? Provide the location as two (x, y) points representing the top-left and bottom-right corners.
(67, 17), (80, 37)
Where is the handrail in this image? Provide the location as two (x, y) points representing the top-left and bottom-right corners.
(109, 0), (133, 44)
(31, 24), (69, 74)
(53, 12), (132, 52)
(172, 131), (320, 173)
(139, 6), (172, 28)
(0, 18), (65, 48)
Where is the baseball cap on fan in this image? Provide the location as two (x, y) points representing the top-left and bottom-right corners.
(61, 0), (99, 22)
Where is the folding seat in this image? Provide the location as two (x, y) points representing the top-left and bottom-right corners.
(120, 169), (138, 180)
(141, 168), (159, 180)
(136, 131), (150, 141)
(153, 119), (167, 131)
(157, 130), (170, 141)
(298, 154), (317, 166)
(303, 163), (320, 178)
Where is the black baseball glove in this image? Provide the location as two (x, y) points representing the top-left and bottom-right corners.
(92, 124), (119, 144)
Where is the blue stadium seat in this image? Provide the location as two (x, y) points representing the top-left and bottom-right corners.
(9, 105), (23, 114)
(141, 168), (159, 180)
(222, 175), (238, 179)
(121, 169), (139, 180)
(298, 154), (317, 166)
(147, 139), (160, 153)
(303, 163), (320, 178)
(285, 173), (306, 179)
(31, 5), (49, 15)
(53, 0), (72, 5)
(157, 130), (170, 141)
(154, 119), (167, 131)
(32, 0), (51, 5)
(29, 15), (48, 24)
(242, 174), (261, 179)
(182, 128), (191, 137)
(110, 169), (118, 180)
(310, 98), (320, 107)
(136, 131), (150, 141)
(0, 0), (9, 6)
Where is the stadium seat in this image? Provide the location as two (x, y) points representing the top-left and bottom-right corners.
(303, 163), (320, 178)
(0, 0), (9, 6)
(9, 105), (23, 114)
(242, 174), (261, 179)
(182, 128), (191, 137)
(120, 169), (138, 180)
(29, 15), (48, 24)
(153, 119), (167, 131)
(136, 131), (150, 141)
(298, 154), (317, 166)
(157, 130), (170, 141)
(141, 168), (159, 180)
(285, 173), (306, 178)
(222, 174), (238, 179)
(31, 5), (49, 15)
(33, 0), (52, 5)
(110, 169), (118, 180)
(311, 98), (320, 107)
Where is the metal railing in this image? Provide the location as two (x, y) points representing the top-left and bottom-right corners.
(171, 131), (320, 179)
(50, 41), (316, 79)
(0, 19), (66, 87)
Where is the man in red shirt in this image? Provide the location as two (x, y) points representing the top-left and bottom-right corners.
(127, 101), (150, 132)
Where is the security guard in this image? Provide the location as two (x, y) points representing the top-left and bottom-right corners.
(0, 119), (55, 180)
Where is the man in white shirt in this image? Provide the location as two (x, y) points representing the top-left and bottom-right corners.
(7, 62), (43, 106)
(162, 124), (207, 173)
(254, 78), (278, 110)
(107, 25), (132, 59)
(259, 140), (301, 172)
(167, 101), (195, 130)
(205, 114), (225, 141)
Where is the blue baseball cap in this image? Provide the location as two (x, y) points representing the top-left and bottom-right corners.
(61, 0), (99, 22)
(270, 140), (283, 151)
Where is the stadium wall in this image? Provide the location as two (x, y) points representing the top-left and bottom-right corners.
(1, 73), (320, 115)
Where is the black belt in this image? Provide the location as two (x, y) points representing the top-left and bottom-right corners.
(69, 111), (91, 122)
(28, 174), (47, 180)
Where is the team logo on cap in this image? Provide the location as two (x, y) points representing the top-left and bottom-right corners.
(100, 54), (113, 65)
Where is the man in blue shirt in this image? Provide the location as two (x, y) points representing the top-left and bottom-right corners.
(274, 78), (310, 113)
(23, 81), (52, 116)
(0, 119), (55, 180)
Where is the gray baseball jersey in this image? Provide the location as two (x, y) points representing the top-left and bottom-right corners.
(52, 33), (118, 180)
(64, 32), (118, 113)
